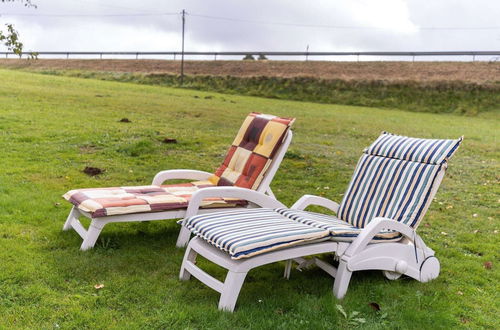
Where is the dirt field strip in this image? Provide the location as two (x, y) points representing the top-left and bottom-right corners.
(1, 59), (499, 84)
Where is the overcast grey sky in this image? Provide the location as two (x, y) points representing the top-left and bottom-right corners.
(1, 0), (499, 53)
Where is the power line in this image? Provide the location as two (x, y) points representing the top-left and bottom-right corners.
(188, 12), (500, 31)
(70, 0), (158, 14)
(0, 12), (178, 17)
(2, 10), (499, 31)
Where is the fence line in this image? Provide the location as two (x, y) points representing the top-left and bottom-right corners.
(1, 50), (500, 61)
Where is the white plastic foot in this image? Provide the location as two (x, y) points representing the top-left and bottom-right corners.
(63, 207), (79, 231)
(176, 225), (191, 248)
(218, 271), (247, 312)
(333, 261), (352, 299)
(80, 220), (105, 251)
(284, 260), (292, 279)
(180, 246), (198, 281)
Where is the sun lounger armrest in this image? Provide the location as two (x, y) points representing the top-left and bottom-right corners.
(343, 218), (421, 258)
(185, 187), (286, 218)
(291, 195), (340, 213)
(152, 169), (213, 185)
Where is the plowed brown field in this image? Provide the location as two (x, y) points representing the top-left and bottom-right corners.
(1, 59), (499, 84)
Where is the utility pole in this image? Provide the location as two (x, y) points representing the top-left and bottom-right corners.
(306, 45), (309, 61)
(180, 9), (186, 85)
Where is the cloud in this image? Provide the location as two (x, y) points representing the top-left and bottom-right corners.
(1, 0), (499, 56)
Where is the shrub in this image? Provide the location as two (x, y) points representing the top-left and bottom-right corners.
(243, 54), (255, 61)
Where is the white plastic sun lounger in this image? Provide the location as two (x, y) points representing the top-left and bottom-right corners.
(61, 113), (295, 250)
(178, 132), (462, 311)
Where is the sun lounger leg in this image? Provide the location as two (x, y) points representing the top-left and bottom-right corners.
(284, 259), (292, 279)
(63, 206), (79, 231)
(179, 245), (198, 281)
(176, 226), (191, 248)
(218, 271), (247, 312)
(333, 261), (352, 299)
(80, 220), (105, 251)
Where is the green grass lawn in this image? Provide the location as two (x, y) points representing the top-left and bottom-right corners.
(0, 69), (498, 329)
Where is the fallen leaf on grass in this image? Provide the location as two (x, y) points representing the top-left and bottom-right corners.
(368, 302), (381, 311)
(94, 284), (104, 289)
(275, 308), (285, 315)
(83, 166), (104, 176)
(440, 231), (448, 236)
(472, 213), (478, 218)
(484, 261), (492, 269)
(457, 291), (463, 295)
(446, 205), (453, 209)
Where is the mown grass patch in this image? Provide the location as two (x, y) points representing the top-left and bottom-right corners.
(0, 69), (498, 328)
(26, 69), (500, 116)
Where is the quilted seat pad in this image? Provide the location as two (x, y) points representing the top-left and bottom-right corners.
(63, 180), (247, 218)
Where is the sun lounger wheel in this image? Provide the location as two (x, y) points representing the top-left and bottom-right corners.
(383, 270), (402, 280)
(419, 256), (440, 282)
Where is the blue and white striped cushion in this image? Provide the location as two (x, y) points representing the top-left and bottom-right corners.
(365, 131), (462, 165)
(275, 208), (402, 242)
(338, 132), (462, 228)
(181, 208), (330, 259)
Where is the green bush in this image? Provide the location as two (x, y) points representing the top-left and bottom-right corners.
(243, 54), (255, 60)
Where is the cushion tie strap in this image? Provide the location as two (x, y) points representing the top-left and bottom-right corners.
(413, 231), (419, 264)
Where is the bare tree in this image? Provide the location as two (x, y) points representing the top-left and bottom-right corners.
(0, 0), (36, 55)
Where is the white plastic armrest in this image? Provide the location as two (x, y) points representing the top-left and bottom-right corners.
(343, 217), (417, 258)
(291, 194), (340, 213)
(152, 169), (213, 185)
(185, 187), (287, 218)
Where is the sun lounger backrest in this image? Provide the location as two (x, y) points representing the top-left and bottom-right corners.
(209, 112), (295, 190)
(337, 132), (462, 229)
